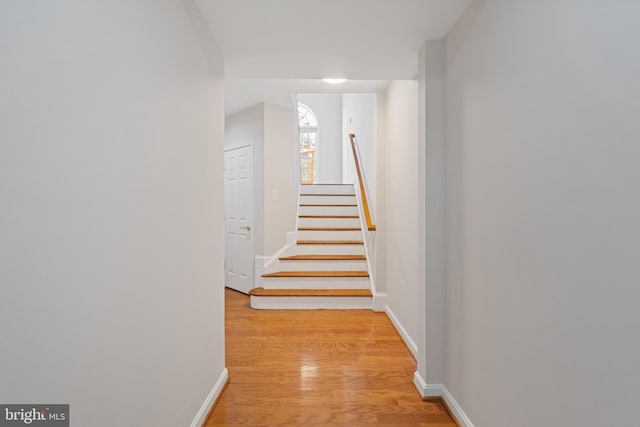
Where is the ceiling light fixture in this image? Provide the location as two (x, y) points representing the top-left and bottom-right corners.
(323, 78), (347, 84)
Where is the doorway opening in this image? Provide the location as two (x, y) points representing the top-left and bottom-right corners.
(224, 145), (254, 294)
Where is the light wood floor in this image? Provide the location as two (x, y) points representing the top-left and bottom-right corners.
(207, 288), (456, 426)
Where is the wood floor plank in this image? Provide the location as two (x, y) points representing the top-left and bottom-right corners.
(207, 288), (457, 426)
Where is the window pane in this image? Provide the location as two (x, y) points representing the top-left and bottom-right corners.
(298, 103), (317, 184)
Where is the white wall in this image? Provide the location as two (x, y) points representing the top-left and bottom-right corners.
(383, 81), (421, 357)
(225, 104), (265, 257)
(0, 1), (226, 426)
(445, 1), (640, 426)
(297, 93), (343, 183)
(374, 92), (388, 294)
(416, 40), (447, 387)
(342, 94), (377, 214)
(263, 104), (297, 255)
(225, 103), (297, 257)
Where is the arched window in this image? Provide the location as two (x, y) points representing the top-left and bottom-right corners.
(298, 103), (318, 184)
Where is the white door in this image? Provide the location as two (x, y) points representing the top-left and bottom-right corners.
(224, 146), (254, 294)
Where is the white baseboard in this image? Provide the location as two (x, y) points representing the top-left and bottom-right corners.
(258, 232), (298, 280)
(286, 231), (297, 245)
(255, 256), (267, 289)
(413, 371), (442, 397)
(372, 292), (387, 312)
(190, 368), (229, 427)
(385, 305), (418, 359)
(413, 372), (475, 427)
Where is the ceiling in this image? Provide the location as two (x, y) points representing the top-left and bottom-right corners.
(194, 0), (471, 80)
(194, 0), (471, 116)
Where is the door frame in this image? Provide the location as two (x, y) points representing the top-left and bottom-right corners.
(224, 144), (255, 293)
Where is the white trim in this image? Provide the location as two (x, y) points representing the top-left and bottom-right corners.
(190, 368), (229, 427)
(258, 231), (298, 279)
(442, 386), (475, 427)
(254, 256), (267, 289)
(224, 143), (252, 152)
(250, 295), (372, 310)
(352, 181), (378, 297)
(372, 291), (387, 312)
(385, 305), (418, 358)
(412, 371), (441, 397)
(412, 372), (475, 427)
(286, 230), (297, 245)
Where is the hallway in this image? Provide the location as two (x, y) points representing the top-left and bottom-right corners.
(208, 289), (456, 426)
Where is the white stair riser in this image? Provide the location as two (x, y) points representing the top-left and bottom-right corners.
(299, 205), (358, 216)
(261, 276), (370, 289)
(251, 295), (372, 310)
(293, 244), (365, 255)
(299, 195), (356, 205)
(298, 217), (361, 228)
(254, 182), (372, 311)
(297, 230), (363, 241)
(269, 260), (368, 272)
(299, 185), (355, 195)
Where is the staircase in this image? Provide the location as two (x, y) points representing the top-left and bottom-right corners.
(249, 183), (373, 309)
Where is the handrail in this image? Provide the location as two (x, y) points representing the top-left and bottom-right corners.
(349, 133), (376, 231)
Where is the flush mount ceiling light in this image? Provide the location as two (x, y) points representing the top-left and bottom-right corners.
(322, 78), (347, 84)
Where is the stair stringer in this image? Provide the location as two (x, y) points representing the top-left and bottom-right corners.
(352, 178), (386, 312)
(256, 231), (297, 288)
(255, 182), (303, 287)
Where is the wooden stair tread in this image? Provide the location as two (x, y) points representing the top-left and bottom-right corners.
(297, 240), (364, 245)
(298, 227), (361, 231)
(249, 288), (372, 297)
(279, 255), (367, 261)
(300, 204), (357, 207)
(301, 183), (352, 186)
(299, 215), (359, 218)
(300, 193), (355, 196)
(262, 271), (369, 278)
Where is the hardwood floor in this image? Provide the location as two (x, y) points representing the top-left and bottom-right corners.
(207, 288), (456, 426)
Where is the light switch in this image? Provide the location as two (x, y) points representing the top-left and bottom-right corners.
(272, 190), (279, 201)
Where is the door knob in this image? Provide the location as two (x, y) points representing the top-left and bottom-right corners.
(241, 225), (251, 231)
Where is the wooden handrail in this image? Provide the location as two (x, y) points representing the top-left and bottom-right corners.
(349, 133), (376, 231)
